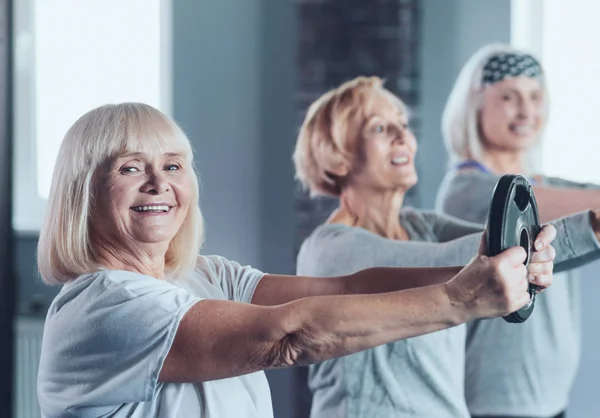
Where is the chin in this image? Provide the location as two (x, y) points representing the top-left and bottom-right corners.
(397, 173), (418, 191)
(135, 229), (177, 245)
(507, 132), (540, 148)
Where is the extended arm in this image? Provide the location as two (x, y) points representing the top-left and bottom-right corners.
(160, 245), (531, 383)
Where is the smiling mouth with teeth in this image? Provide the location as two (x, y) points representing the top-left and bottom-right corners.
(510, 125), (535, 134)
(391, 156), (410, 165)
(131, 205), (171, 213)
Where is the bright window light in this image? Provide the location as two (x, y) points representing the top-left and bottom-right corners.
(35, 0), (163, 199)
(512, 0), (600, 183)
(13, 0), (170, 232)
(539, 0), (600, 183)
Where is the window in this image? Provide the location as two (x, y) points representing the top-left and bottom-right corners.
(511, 0), (600, 183)
(13, 0), (171, 233)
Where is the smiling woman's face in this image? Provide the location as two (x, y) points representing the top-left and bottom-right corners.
(91, 150), (192, 249)
(479, 76), (544, 152)
(347, 89), (418, 192)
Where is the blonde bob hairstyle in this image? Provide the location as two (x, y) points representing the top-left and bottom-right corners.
(293, 76), (407, 197)
(441, 43), (549, 173)
(37, 103), (204, 284)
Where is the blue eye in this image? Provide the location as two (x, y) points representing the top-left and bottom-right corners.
(121, 166), (139, 173)
(374, 125), (385, 133)
(165, 164), (180, 171)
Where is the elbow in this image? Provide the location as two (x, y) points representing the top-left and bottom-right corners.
(263, 305), (335, 368)
(266, 329), (335, 368)
(266, 332), (306, 368)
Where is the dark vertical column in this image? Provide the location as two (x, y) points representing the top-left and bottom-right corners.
(293, 2), (420, 416)
(294, 0), (421, 256)
(0, 0), (15, 416)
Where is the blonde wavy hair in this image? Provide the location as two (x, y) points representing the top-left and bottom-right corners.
(37, 103), (204, 284)
(293, 76), (407, 196)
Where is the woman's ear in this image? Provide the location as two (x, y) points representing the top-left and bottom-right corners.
(327, 162), (349, 178)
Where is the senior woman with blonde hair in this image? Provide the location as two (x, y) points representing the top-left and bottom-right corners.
(35, 102), (547, 418)
(293, 76), (600, 418)
(436, 43), (600, 418)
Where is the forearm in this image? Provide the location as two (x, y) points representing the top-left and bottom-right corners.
(252, 266), (463, 306)
(343, 266), (462, 295)
(534, 186), (600, 223)
(273, 283), (465, 367)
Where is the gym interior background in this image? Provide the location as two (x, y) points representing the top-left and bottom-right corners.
(1, 1), (599, 417)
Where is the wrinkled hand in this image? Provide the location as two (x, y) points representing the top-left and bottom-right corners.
(444, 232), (532, 321)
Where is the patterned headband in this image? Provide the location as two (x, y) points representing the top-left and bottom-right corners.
(481, 53), (542, 85)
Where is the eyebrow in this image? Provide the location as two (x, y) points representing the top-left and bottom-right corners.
(502, 87), (542, 95)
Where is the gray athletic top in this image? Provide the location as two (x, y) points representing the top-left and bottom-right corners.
(297, 208), (600, 418)
(436, 169), (600, 416)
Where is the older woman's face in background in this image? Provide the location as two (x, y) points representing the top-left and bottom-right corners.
(92, 150), (192, 248)
(348, 89), (418, 192)
(479, 76), (544, 152)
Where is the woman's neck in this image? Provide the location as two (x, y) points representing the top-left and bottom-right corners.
(330, 187), (409, 240)
(479, 149), (526, 175)
(93, 235), (168, 279)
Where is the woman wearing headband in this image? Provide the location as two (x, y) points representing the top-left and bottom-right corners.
(293, 76), (600, 418)
(436, 43), (600, 418)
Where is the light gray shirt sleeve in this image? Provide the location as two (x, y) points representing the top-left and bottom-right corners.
(194, 255), (267, 303)
(435, 170), (600, 273)
(300, 223), (481, 276)
(551, 211), (600, 273)
(419, 210), (485, 241)
(303, 213), (600, 279)
(37, 271), (202, 418)
(436, 170), (499, 224)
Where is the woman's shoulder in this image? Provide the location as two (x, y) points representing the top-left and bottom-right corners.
(301, 222), (366, 248)
(50, 270), (188, 316)
(296, 223), (369, 275)
(436, 169), (499, 215)
(443, 168), (500, 189)
(192, 255), (264, 282)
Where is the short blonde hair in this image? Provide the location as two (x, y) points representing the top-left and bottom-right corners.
(441, 43), (549, 172)
(293, 76), (406, 197)
(38, 103), (204, 284)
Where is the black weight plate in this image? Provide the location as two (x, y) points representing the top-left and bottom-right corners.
(486, 174), (541, 323)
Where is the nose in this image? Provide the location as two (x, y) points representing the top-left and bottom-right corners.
(140, 168), (170, 195)
(390, 124), (407, 144)
(518, 98), (537, 119)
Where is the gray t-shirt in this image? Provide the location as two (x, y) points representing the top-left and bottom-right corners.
(436, 169), (600, 416)
(297, 208), (600, 418)
(37, 255), (271, 418)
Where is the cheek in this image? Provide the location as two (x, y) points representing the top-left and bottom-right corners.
(534, 105), (545, 124)
(355, 137), (379, 164)
(174, 176), (193, 208)
(96, 177), (122, 211)
(107, 182), (134, 210)
(481, 104), (510, 135)
(407, 133), (418, 153)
